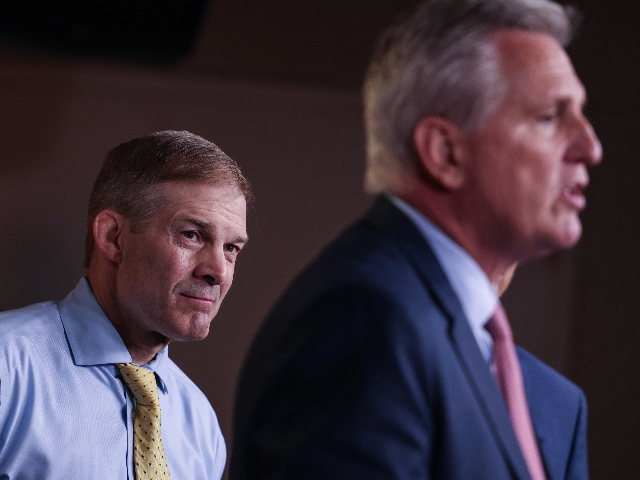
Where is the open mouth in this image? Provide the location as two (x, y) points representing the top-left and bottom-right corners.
(563, 184), (586, 209)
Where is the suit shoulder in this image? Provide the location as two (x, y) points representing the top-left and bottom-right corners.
(257, 212), (449, 358)
(267, 233), (437, 345)
(292, 218), (422, 297)
(517, 347), (586, 404)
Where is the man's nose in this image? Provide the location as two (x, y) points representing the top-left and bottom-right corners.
(568, 114), (603, 167)
(194, 247), (228, 286)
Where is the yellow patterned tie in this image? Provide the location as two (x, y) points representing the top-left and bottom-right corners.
(117, 363), (171, 479)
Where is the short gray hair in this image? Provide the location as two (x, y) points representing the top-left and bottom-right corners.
(363, 0), (578, 194)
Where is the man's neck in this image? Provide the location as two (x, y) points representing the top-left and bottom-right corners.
(85, 269), (169, 366)
(396, 189), (518, 284)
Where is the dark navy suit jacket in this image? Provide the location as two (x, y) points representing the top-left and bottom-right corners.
(231, 196), (588, 480)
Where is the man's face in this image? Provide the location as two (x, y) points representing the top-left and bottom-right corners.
(462, 30), (602, 260)
(115, 181), (247, 342)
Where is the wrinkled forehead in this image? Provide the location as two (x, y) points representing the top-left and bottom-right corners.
(140, 180), (246, 225)
(157, 179), (246, 203)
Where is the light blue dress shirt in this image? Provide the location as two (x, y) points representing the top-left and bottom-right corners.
(0, 278), (226, 479)
(389, 196), (498, 362)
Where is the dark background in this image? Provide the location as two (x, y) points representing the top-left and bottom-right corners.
(0, 1), (637, 478)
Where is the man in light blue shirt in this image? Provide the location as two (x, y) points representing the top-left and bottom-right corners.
(0, 130), (252, 479)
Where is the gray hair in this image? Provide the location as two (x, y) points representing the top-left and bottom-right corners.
(363, 0), (578, 194)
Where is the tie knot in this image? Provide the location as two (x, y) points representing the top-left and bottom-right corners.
(117, 363), (159, 406)
(484, 303), (513, 343)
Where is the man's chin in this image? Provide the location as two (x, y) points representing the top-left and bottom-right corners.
(535, 225), (582, 257)
(166, 312), (216, 342)
(556, 221), (583, 249)
(169, 327), (211, 342)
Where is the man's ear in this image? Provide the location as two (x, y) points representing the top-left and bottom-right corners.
(413, 116), (468, 190)
(92, 210), (126, 264)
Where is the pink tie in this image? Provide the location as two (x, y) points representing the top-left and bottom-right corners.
(485, 304), (547, 480)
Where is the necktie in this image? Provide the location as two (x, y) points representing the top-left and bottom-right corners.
(117, 363), (171, 479)
(485, 304), (547, 480)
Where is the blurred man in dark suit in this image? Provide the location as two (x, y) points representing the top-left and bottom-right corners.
(231, 0), (601, 478)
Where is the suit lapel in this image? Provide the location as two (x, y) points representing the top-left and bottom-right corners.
(365, 196), (532, 480)
(518, 349), (552, 477)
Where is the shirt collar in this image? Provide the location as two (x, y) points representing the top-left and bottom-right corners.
(144, 348), (170, 393)
(388, 195), (498, 361)
(58, 277), (170, 392)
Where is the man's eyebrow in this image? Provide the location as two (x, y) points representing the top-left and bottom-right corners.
(179, 217), (249, 245)
(234, 235), (249, 246)
(182, 217), (211, 230)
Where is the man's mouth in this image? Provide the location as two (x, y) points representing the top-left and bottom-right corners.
(563, 183), (587, 210)
(180, 292), (216, 303)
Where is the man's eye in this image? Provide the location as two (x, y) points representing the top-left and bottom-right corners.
(182, 231), (198, 240)
(225, 244), (240, 254)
